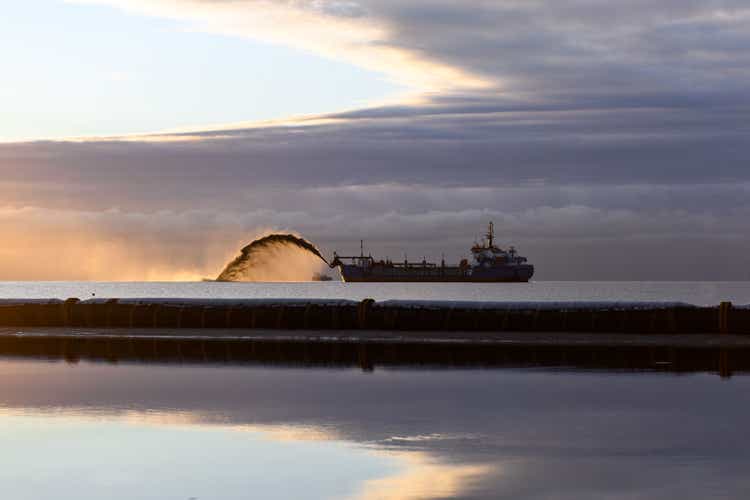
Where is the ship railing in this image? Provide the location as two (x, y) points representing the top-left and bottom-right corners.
(333, 255), (441, 269)
(388, 262), (439, 269)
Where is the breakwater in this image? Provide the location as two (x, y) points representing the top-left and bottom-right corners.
(0, 298), (747, 334)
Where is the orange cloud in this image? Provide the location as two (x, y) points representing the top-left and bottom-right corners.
(67, 0), (490, 94)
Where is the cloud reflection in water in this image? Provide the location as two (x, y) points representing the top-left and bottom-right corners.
(0, 359), (749, 499)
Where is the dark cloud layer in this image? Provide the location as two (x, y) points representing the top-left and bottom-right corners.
(1, 0), (749, 279)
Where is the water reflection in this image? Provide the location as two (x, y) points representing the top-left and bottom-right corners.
(1, 359), (749, 499)
(0, 411), (401, 500)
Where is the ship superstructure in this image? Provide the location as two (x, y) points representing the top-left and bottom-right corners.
(329, 222), (534, 282)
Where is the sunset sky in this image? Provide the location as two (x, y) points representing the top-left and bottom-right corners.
(2, 0), (750, 280)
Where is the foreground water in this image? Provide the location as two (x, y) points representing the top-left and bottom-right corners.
(0, 281), (749, 305)
(2, 282), (749, 498)
(1, 359), (748, 499)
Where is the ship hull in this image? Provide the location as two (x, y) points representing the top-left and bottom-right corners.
(337, 264), (534, 283)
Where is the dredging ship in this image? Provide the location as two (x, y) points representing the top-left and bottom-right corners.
(330, 222), (534, 282)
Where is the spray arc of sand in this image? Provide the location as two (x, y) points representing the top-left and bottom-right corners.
(216, 233), (331, 282)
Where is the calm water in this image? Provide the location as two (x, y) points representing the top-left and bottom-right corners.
(0, 281), (749, 305)
(2, 281), (749, 498)
(1, 359), (748, 499)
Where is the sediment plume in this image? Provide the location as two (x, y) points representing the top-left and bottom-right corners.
(216, 233), (330, 282)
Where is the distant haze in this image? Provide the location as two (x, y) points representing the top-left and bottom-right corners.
(1, 1), (750, 280)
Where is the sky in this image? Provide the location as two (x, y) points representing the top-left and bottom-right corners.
(1, 0), (750, 280)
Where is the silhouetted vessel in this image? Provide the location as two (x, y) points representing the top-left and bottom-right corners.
(330, 222), (534, 282)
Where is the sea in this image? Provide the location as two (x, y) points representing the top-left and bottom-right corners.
(2, 281), (749, 499)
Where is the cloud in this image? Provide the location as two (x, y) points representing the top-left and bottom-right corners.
(2, 101), (750, 279)
(3, 1), (749, 279)
(67, 1), (750, 99)
(65, 0), (489, 92)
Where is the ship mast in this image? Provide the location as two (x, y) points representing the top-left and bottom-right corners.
(486, 222), (494, 248)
